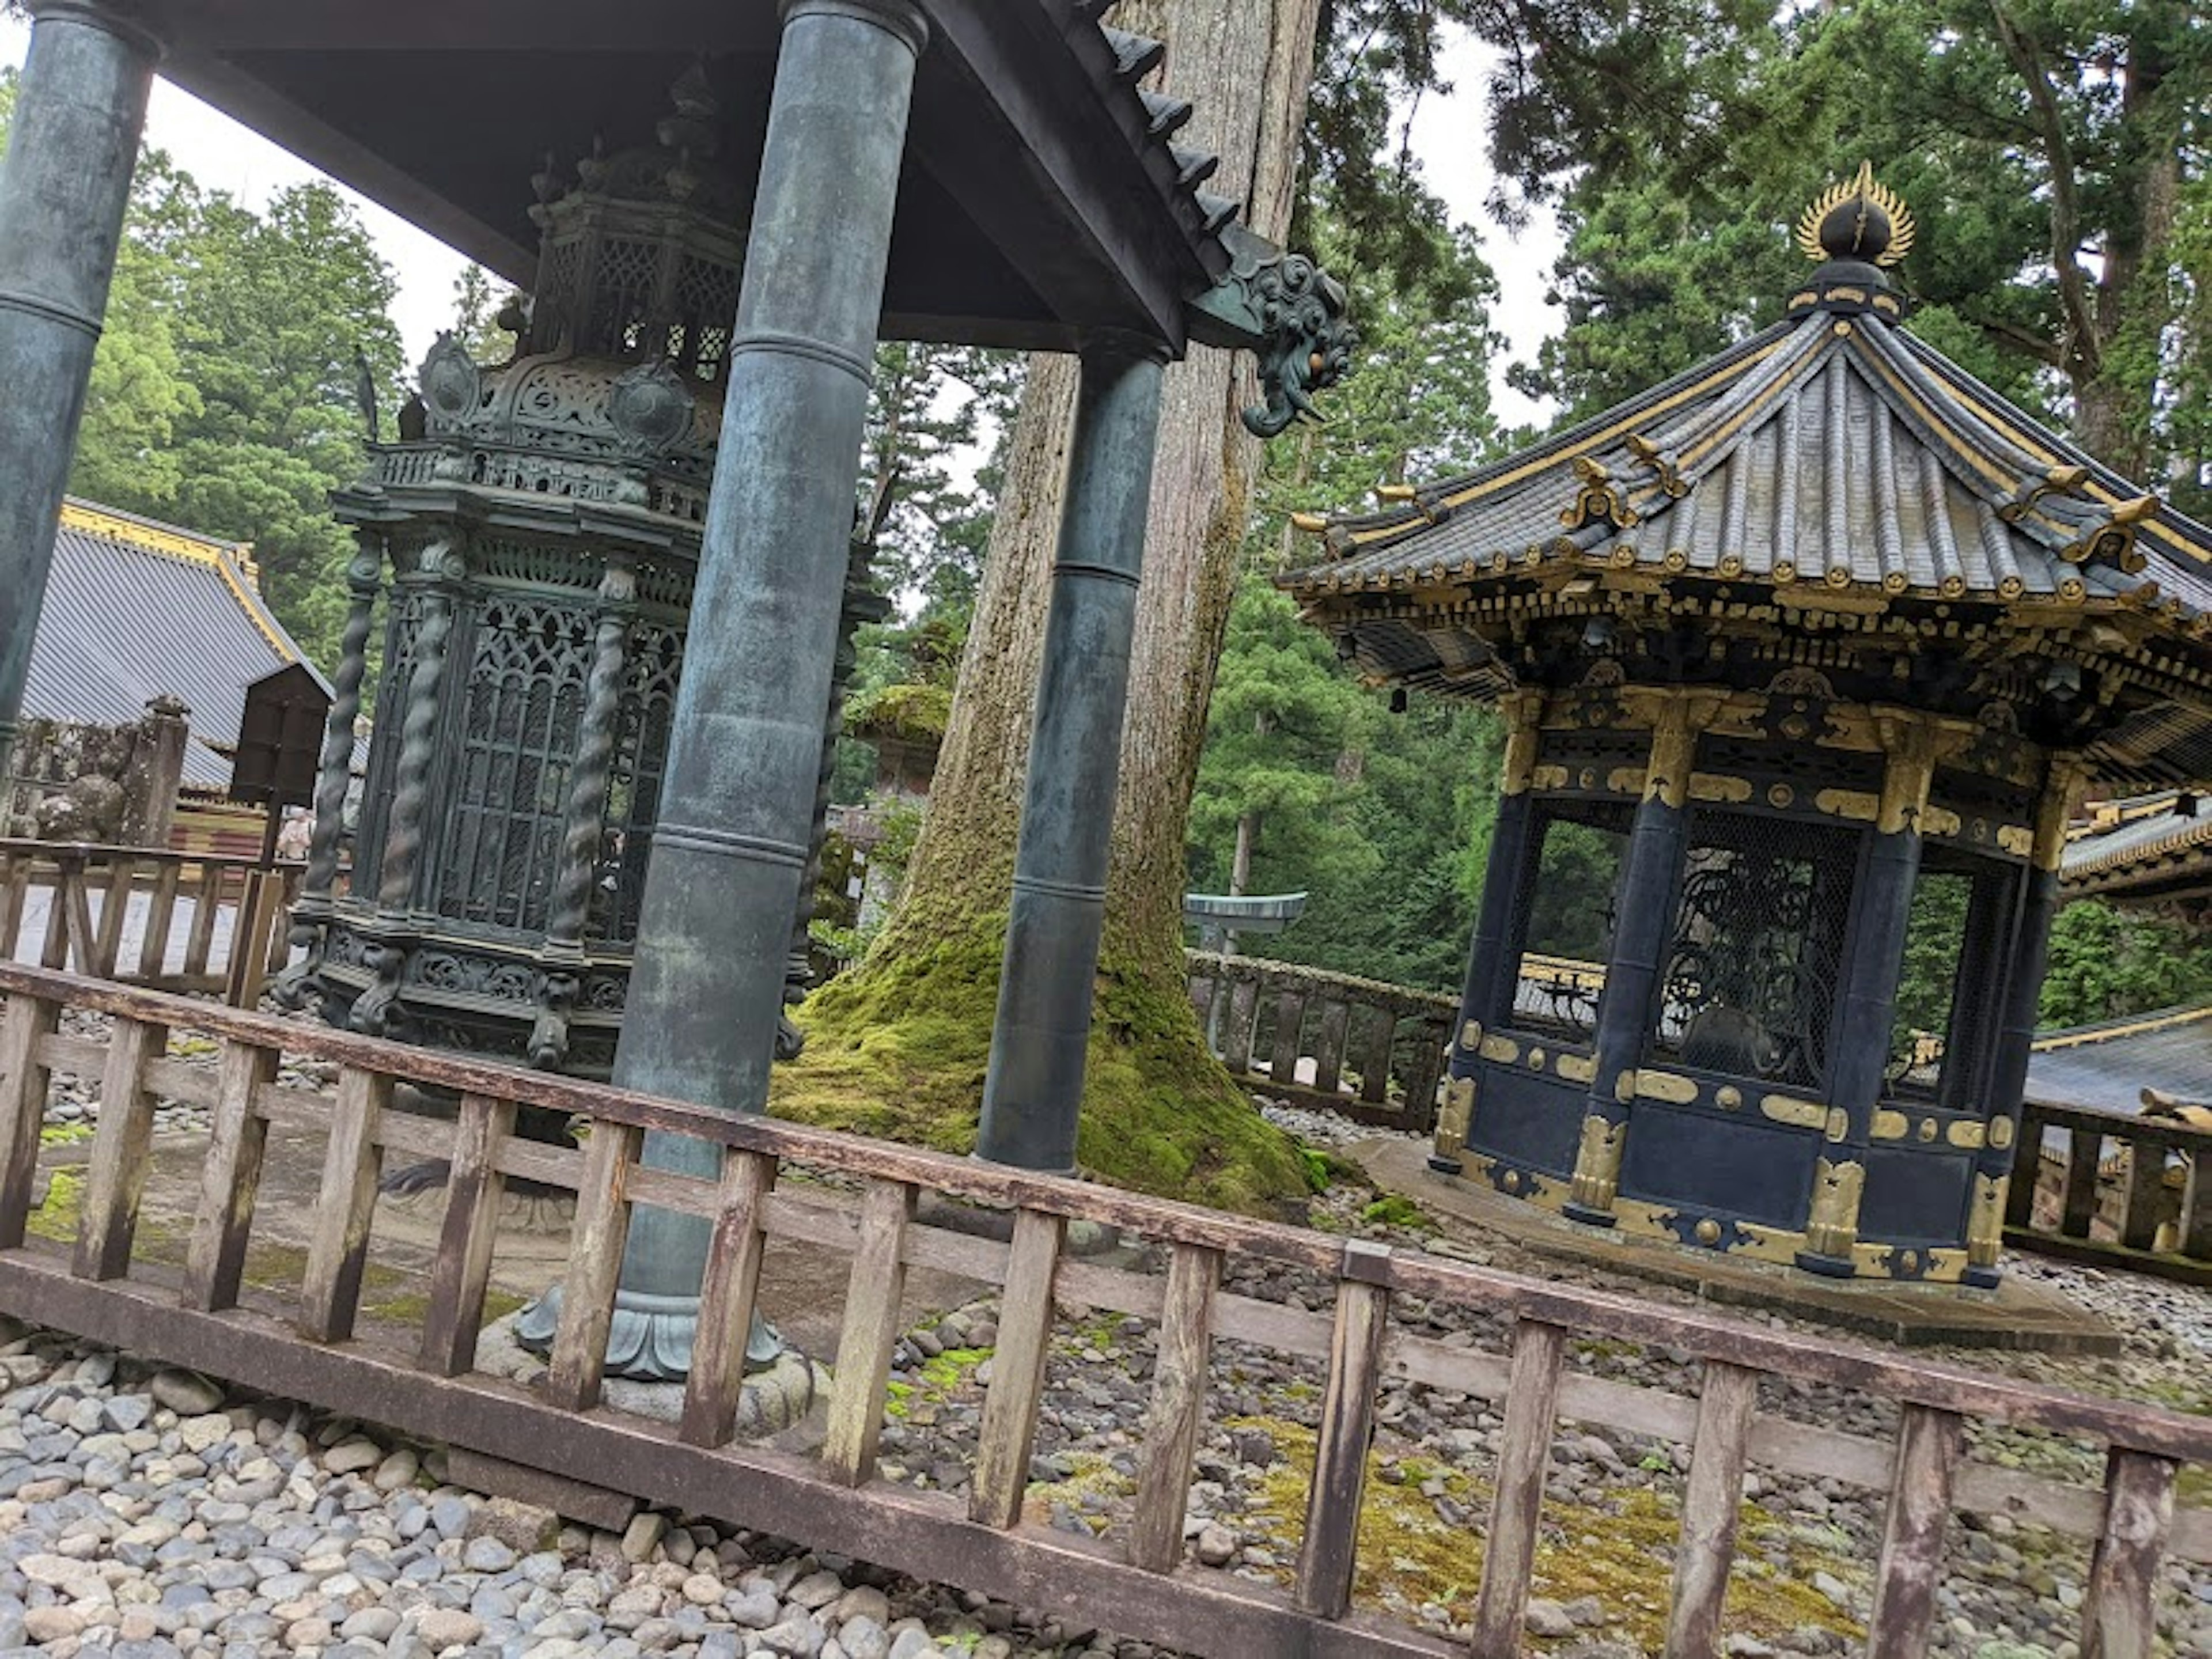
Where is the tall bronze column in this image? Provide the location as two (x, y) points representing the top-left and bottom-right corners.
(588, 0), (929, 1380)
(1967, 760), (2081, 1286)
(977, 339), (1168, 1173)
(1433, 691), (1543, 1174)
(1563, 695), (1703, 1225)
(1797, 717), (1939, 1275)
(0, 2), (158, 789)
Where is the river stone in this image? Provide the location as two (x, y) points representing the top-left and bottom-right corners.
(149, 1370), (224, 1415)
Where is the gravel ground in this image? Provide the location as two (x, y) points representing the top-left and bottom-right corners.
(7, 1028), (2210, 1658)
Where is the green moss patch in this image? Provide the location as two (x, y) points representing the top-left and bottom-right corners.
(775, 917), (1309, 1216)
(1231, 1417), (1863, 1649)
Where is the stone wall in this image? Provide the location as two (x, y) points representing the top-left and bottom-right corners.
(4, 696), (191, 846)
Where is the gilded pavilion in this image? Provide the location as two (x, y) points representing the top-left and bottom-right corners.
(1285, 172), (2212, 1285)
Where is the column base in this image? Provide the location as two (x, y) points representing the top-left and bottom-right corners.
(513, 1287), (786, 1382)
(1560, 1203), (1618, 1228)
(1426, 1156), (1464, 1176)
(1960, 1264), (2002, 1290)
(1793, 1249), (1857, 1279)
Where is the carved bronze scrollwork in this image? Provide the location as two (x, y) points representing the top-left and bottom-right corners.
(1186, 229), (1358, 438)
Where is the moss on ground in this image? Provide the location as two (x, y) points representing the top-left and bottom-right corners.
(1362, 1195), (1437, 1232)
(775, 917), (1310, 1216)
(28, 1165), (525, 1331)
(1231, 1417), (1862, 1650)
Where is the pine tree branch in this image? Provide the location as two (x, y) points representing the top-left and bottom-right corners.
(1967, 313), (2067, 370)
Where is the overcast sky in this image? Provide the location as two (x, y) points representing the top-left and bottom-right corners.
(0, 20), (1560, 429)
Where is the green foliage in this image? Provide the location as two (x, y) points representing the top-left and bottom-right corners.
(2039, 899), (2212, 1029)
(1475, 1), (2207, 483)
(778, 919), (1312, 1216)
(846, 682), (953, 745)
(1, 76), (406, 669)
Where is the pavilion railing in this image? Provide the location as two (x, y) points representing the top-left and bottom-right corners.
(1187, 952), (1456, 1133)
(3, 957), (2207, 1658)
(2007, 1097), (2212, 1287)
(0, 839), (299, 1007)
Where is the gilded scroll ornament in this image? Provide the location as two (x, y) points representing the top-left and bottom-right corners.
(1804, 1157), (1866, 1258)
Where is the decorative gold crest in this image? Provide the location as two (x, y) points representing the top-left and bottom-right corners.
(1796, 161), (1916, 268)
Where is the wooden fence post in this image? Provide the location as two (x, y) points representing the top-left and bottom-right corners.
(2062, 1128), (2101, 1238)
(1471, 1318), (1568, 1651)
(821, 1177), (916, 1486)
(679, 1148), (777, 1448)
(1865, 1403), (1962, 1656)
(2080, 1448), (2176, 1659)
(74, 1014), (168, 1281)
(1665, 1359), (1760, 1659)
(1128, 1241), (1221, 1572)
(418, 1092), (519, 1375)
(137, 859), (181, 983)
(298, 1066), (391, 1342)
(0, 992), (59, 1248)
(969, 1207), (1065, 1529)
(182, 1037), (279, 1311)
(546, 1119), (645, 1412)
(1295, 1240), (1392, 1620)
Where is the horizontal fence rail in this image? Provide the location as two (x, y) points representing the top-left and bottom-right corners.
(0, 959), (2207, 1659)
(2008, 1096), (2212, 1286)
(0, 839), (298, 1007)
(1188, 952), (1456, 1132)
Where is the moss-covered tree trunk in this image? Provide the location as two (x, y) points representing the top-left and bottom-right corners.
(780, 0), (1321, 1214)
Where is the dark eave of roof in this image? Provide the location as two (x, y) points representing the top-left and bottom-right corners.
(136, 0), (1243, 354)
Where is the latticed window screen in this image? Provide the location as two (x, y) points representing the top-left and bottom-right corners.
(588, 238), (664, 357)
(433, 599), (593, 934)
(1654, 810), (1858, 1086)
(1504, 800), (1629, 1043)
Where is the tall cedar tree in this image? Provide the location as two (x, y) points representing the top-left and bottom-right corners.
(779, 0), (1338, 1213)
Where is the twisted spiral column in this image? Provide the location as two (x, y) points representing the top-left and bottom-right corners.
(531, 554), (638, 1068)
(350, 540), (465, 1036)
(274, 535), (385, 1009)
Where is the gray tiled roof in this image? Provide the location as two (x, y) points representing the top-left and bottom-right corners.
(2025, 1005), (2212, 1115)
(1290, 310), (2212, 609)
(22, 501), (328, 790)
(2061, 793), (2212, 893)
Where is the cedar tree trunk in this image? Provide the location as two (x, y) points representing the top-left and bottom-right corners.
(777, 0), (1322, 1215)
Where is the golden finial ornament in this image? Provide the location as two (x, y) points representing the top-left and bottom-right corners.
(1796, 161), (1916, 268)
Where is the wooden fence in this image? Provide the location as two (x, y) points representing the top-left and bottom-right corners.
(0, 960), (2206, 1657)
(2008, 1097), (2212, 1287)
(0, 839), (298, 1007)
(1188, 953), (1456, 1132)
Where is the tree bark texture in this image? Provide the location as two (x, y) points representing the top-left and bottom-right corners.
(781, 0), (1321, 1213)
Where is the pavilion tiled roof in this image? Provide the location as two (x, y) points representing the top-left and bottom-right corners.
(1287, 312), (2212, 609)
(2061, 791), (2212, 900)
(22, 500), (327, 790)
(1280, 188), (2212, 789)
(2024, 1002), (2212, 1115)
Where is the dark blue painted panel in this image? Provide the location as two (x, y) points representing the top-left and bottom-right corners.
(1464, 1061), (1585, 1177)
(1859, 1143), (1974, 1247)
(1618, 1104), (1819, 1230)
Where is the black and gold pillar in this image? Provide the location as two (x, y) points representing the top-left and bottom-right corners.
(1563, 694), (1702, 1225)
(1797, 717), (1939, 1275)
(1964, 760), (2081, 1286)
(1434, 691), (1543, 1173)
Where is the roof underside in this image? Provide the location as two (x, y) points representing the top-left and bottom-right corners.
(23, 504), (316, 789)
(1284, 305), (2212, 788)
(134, 0), (1240, 353)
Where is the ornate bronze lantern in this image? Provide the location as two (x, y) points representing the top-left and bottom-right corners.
(280, 72), (747, 1077)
